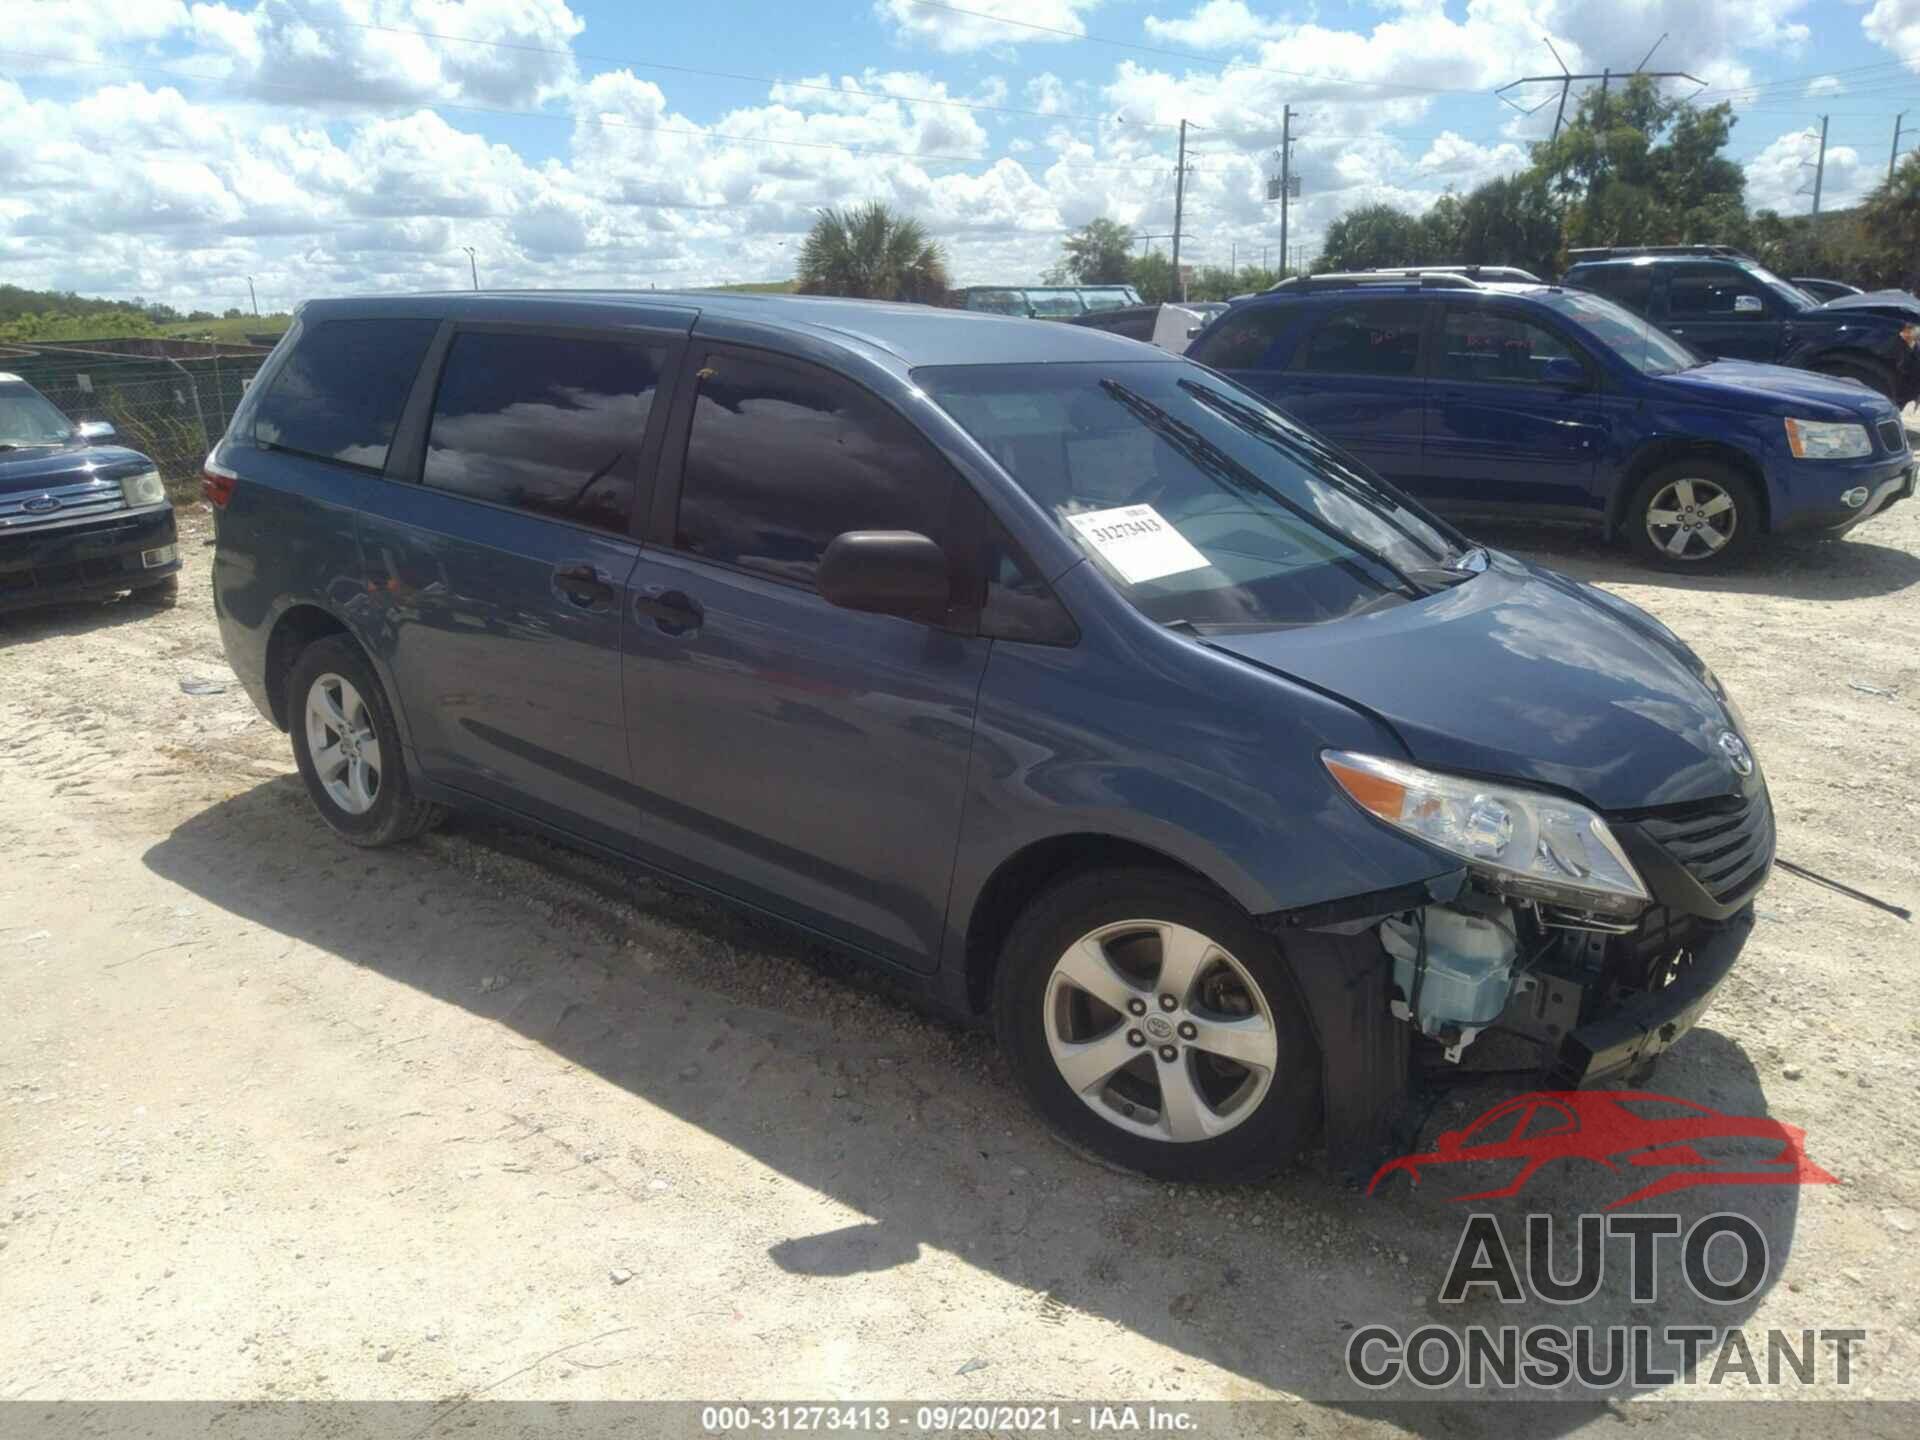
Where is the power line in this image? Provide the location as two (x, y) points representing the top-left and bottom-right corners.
(1, 48), (1221, 180)
(900, 0), (1492, 97)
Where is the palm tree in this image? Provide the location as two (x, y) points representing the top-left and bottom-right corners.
(796, 203), (951, 303)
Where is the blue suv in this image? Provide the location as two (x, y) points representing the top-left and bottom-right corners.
(1188, 272), (1915, 569)
(210, 293), (1772, 1181)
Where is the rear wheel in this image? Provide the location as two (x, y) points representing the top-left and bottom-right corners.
(993, 868), (1321, 1182)
(286, 636), (441, 847)
(1625, 461), (1759, 571)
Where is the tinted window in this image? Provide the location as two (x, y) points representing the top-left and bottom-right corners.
(1533, 290), (1700, 376)
(422, 331), (663, 533)
(1575, 265), (1654, 314)
(1666, 268), (1771, 321)
(1189, 307), (1292, 369)
(965, 289), (1029, 315)
(254, 318), (438, 470)
(1297, 303), (1423, 377)
(675, 353), (952, 586)
(1436, 308), (1581, 384)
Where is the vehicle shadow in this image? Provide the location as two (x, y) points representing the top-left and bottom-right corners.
(1471, 522), (1920, 601)
(143, 782), (1814, 1421)
(0, 592), (167, 648)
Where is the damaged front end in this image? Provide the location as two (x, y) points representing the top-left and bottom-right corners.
(1270, 752), (1773, 1165)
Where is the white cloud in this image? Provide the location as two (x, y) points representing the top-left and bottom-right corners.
(1142, 1), (1284, 49)
(1864, 0), (1920, 69)
(871, 0), (1105, 55)
(1806, 74), (1846, 97)
(1744, 127), (1867, 213)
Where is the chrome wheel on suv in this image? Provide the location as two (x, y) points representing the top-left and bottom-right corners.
(1044, 920), (1278, 1142)
(1626, 460), (1758, 571)
(1644, 476), (1737, 561)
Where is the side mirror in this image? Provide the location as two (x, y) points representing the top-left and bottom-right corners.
(1733, 293), (1765, 316)
(77, 420), (116, 441)
(1541, 357), (1587, 388)
(817, 531), (950, 619)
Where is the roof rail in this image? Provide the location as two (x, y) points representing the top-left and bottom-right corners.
(1565, 244), (1752, 262)
(1363, 265), (1544, 283)
(1267, 271), (1482, 293)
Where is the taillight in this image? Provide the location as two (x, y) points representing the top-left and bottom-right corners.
(202, 455), (238, 508)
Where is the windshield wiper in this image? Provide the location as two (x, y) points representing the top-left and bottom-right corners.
(1176, 380), (1451, 564)
(1098, 379), (1427, 601)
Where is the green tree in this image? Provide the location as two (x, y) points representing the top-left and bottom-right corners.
(796, 202), (950, 303)
(1130, 251), (1175, 303)
(1058, 218), (1138, 284)
(1856, 152), (1920, 290)
(1316, 203), (1432, 270)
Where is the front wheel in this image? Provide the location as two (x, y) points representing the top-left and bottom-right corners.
(993, 868), (1322, 1182)
(1625, 462), (1760, 571)
(286, 636), (441, 847)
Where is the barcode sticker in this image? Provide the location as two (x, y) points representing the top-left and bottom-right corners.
(1063, 504), (1209, 585)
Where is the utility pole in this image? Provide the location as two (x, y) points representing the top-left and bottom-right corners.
(1811, 114), (1830, 216)
(1279, 105), (1293, 280)
(1894, 111), (1908, 185)
(245, 276), (259, 317)
(462, 245), (479, 290)
(1170, 119), (1189, 302)
(1499, 40), (1701, 160)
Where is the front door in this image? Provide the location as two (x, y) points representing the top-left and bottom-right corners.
(1657, 264), (1785, 363)
(620, 345), (990, 970)
(1421, 304), (1603, 518)
(357, 322), (682, 849)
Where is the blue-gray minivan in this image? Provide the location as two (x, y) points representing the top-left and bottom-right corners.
(207, 293), (1773, 1181)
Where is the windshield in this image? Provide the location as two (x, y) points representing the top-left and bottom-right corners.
(1532, 290), (1701, 376)
(0, 384), (77, 449)
(1736, 259), (1820, 310)
(917, 361), (1460, 631)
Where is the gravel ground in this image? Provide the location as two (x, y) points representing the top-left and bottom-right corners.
(1, 493), (1917, 1431)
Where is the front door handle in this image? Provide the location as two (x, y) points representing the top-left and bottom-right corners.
(553, 563), (614, 609)
(633, 585), (703, 635)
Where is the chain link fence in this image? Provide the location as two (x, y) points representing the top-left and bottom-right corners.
(1, 340), (274, 500)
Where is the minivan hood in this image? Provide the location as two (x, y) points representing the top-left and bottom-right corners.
(1653, 359), (1894, 421)
(0, 443), (153, 496)
(1204, 555), (1748, 811)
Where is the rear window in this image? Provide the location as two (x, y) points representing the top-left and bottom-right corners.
(253, 318), (438, 471)
(1572, 264), (1654, 315)
(1188, 307), (1292, 370)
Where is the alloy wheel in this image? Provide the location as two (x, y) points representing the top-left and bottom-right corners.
(304, 672), (382, 815)
(1043, 920), (1278, 1142)
(1645, 476), (1737, 561)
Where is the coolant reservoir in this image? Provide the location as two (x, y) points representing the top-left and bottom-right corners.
(1380, 893), (1519, 1057)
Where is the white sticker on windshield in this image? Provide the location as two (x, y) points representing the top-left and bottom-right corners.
(1063, 504), (1210, 585)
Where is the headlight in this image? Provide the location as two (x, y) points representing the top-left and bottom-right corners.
(120, 468), (166, 507)
(1784, 417), (1871, 459)
(1323, 751), (1649, 916)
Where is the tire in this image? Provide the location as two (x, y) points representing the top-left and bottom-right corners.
(130, 574), (180, 608)
(286, 635), (441, 847)
(1814, 357), (1898, 406)
(993, 867), (1322, 1183)
(1624, 460), (1760, 571)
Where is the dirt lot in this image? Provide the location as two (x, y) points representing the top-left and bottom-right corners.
(2, 494), (1918, 1430)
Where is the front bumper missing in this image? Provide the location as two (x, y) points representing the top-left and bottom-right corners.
(1550, 905), (1752, 1086)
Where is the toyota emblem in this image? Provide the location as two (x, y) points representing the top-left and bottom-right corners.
(1718, 730), (1754, 777)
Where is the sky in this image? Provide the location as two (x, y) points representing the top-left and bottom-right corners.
(5, 0), (1920, 312)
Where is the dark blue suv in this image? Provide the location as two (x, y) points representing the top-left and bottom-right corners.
(1188, 273), (1915, 569)
(210, 292), (1772, 1181)
(1, 372), (181, 611)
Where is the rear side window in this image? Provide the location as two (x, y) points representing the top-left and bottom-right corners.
(422, 331), (665, 534)
(253, 318), (438, 471)
(1296, 302), (1424, 378)
(1574, 265), (1654, 315)
(1189, 307), (1292, 369)
(674, 352), (952, 587)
